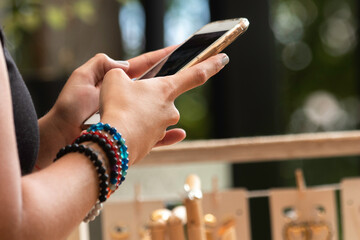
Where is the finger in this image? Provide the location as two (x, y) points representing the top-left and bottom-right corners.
(127, 45), (177, 78)
(99, 68), (132, 114)
(154, 128), (186, 147)
(76, 53), (130, 85)
(167, 53), (229, 99)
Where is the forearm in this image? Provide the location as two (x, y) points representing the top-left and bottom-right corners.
(20, 153), (99, 240)
(0, 40), (102, 239)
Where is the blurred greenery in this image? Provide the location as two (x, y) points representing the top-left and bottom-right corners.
(270, 0), (359, 133)
(0, 0), (96, 49)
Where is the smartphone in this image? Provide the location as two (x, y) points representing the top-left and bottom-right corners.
(84, 18), (249, 125)
(138, 18), (249, 79)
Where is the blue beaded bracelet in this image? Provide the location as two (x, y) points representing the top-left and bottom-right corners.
(87, 122), (129, 186)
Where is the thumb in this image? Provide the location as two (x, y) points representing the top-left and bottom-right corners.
(77, 54), (130, 86)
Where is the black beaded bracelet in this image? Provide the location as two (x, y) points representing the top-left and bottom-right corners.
(74, 133), (117, 165)
(54, 143), (109, 203)
(74, 132), (121, 192)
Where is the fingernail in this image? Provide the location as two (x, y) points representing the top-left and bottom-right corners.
(116, 60), (129, 67)
(221, 54), (230, 66)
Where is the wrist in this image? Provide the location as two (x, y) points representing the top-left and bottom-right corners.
(46, 106), (83, 144)
(37, 110), (73, 168)
(99, 114), (139, 165)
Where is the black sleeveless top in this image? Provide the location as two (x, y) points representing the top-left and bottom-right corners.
(0, 29), (40, 175)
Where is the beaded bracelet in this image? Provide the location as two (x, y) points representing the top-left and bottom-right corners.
(54, 144), (109, 203)
(83, 201), (103, 223)
(54, 144), (110, 222)
(74, 132), (122, 194)
(87, 122), (129, 187)
(53, 123), (129, 222)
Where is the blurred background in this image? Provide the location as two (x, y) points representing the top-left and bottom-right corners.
(0, 0), (359, 239)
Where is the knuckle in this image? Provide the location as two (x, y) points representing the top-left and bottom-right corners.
(72, 67), (89, 79)
(214, 58), (223, 73)
(194, 68), (208, 85)
(103, 69), (127, 86)
(106, 68), (125, 77)
(144, 53), (155, 69)
(94, 53), (109, 62)
(169, 108), (180, 125)
(159, 77), (177, 100)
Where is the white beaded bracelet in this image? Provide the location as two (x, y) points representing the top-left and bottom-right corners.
(83, 201), (103, 223)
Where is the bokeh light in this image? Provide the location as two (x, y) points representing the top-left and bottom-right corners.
(320, 1), (357, 57)
(164, 0), (210, 46)
(271, 0), (318, 45)
(119, 1), (145, 58)
(289, 91), (360, 132)
(282, 41), (313, 71)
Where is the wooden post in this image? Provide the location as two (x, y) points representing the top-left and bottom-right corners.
(140, 0), (164, 51)
(167, 215), (185, 240)
(184, 175), (206, 240)
(149, 221), (166, 240)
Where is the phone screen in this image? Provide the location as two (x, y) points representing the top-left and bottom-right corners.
(139, 30), (227, 79)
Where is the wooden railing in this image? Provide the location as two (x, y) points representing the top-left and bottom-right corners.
(141, 130), (360, 165)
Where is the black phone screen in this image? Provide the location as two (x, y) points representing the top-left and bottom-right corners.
(139, 30), (227, 79)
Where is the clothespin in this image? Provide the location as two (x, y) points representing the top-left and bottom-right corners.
(134, 183), (142, 218)
(149, 220), (167, 240)
(134, 183), (144, 239)
(218, 217), (236, 240)
(184, 174), (202, 199)
(204, 214), (217, 240)
(172, 205), (187, 225)
(212, 176), (220, 208)
(184, 174), (206, 240)
(207, 176), (220, 240)
(167, 215), (185, 240)
(295, 169), (306, 193)
(295, 169), (306, 222)
(149, 208), (172, 240)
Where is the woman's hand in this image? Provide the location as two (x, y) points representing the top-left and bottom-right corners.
(37, 54), (129, 169)
(47, 46), (177, 142)
(48, 54), (130, 142)
(100, 53), (229, 165)
(37, 47), (176, 168)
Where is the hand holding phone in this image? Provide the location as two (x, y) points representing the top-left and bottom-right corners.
(84, 18), (249, 125)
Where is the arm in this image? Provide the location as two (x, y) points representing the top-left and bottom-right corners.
(0, 38), (228, 239)
(0, 40), (108, 239)
(0, 36), (23, 238)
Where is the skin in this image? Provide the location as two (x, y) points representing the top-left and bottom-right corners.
(0, 38), (229, 239)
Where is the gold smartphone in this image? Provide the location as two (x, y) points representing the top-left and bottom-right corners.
(138, 18), (249, 79)
(84, 18), (249, 125)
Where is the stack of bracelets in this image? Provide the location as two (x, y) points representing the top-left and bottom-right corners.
(54, 122), (129, 222)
